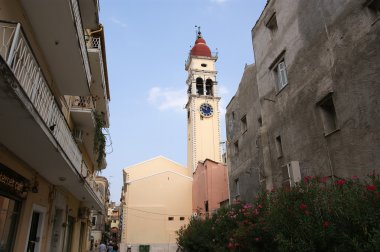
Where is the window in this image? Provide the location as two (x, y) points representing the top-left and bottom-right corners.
(201, 63), (207, 67)
(232, 111), (235, 119)
(366, 0), (380, 14)
(168, 217), (174, 221)
(205, 79), (213, 96)
(91, 216), (96, 226)
(275, 135), (283, 158)
(318, 93), (338, 135)
(241, 115), (247, 133)
(274, 60), (288, 90)
(196, 77), (204, 95)
(180, 217), (185, 221)
(0, 196), (21, 252)
(266, 12), (278, 33)
(234, 140), (239, 154)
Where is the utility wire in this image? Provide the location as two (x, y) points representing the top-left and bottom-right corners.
(125, 206), (192, 217)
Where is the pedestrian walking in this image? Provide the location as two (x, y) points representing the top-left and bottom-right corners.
(107, 242), (113, 252)
(99, 241), (107, 252)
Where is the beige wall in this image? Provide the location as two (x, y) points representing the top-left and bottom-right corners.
(187, 97), (221, 172)
(0, 145), (85, 252)
(122, 156), (192, 248)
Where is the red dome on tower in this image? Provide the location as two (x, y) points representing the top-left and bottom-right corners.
(190, 32), (212, 57)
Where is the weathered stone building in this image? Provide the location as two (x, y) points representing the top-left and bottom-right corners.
(227, 0), (380, 199)
(226, 64), (264, 202)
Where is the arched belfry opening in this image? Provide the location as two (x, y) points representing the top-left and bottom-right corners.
(196, 77), (204, 95)
(205, 79), (213, 96)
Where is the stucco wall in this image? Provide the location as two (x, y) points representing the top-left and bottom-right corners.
(123, 157), (192, 248)
(192, 160), (229, 215)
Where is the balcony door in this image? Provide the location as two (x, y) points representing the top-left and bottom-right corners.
(26, 205), (46, 252)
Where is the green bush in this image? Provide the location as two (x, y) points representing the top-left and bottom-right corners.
(177, 174), (380, 251)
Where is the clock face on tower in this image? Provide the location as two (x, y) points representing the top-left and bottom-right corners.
(200, 103), (213, 117)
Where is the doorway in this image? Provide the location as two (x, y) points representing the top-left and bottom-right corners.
(26, 205), (45, 252)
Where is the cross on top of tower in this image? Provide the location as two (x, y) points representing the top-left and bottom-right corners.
(195, 25), (202, 39)
(191, 26), (211, 57)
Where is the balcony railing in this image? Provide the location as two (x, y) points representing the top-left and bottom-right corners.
(0, 21), (83, 179)
(88, 37), (101, 49)
(87, 36), (110, 119)
(71, 0), (92, 85)
(71, 96), (96, 109)
(86, 174), (106, 203)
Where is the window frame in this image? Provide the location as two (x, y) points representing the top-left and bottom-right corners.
(269, 50), (288, 92)
(241, 115), (248, 134)
(317, 92), (339, 136)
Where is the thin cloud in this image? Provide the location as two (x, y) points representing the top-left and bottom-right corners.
(218, 85), (230, 118)
(110, 17), (127, 28)
(148, 87), (187, 112)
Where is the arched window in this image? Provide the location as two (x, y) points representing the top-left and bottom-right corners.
(196, 77), (204, 95)
(205, 79), (213, 96)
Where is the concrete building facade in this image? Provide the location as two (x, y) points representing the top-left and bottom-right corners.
(121, 156), (192, 252)
(192, 159), (229, 217)
(0, 0), (111, 251)
(226, 0), (380, 198)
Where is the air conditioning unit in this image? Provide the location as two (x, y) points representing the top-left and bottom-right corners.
(281, 161), (301, 187)
(78, 207), (90, 219)
(73, 129), (83, 143)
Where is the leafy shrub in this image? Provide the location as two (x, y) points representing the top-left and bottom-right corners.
(177, 174), (380, 251)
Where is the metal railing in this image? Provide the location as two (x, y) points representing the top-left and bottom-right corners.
(86, 174), (106, 203)
(88, 37), (101, 49)
(71, 0), (92, 86)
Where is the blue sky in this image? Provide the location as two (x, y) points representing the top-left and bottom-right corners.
(99, 0), (267, 202)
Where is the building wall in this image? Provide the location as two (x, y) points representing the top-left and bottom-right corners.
(192, 159), (229, 216)
(0, 0), (110, 251)
(226, 65), (264, 202)
(122, 156), (192, 251)
(0, 145), (85, 252)
(251, 0), (380, 189)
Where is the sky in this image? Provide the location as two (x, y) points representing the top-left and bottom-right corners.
(98, 0), (267, 202)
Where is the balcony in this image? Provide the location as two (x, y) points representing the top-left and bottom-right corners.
(78, 0), (100, 30)
(70, 96), (96, 129)
(87, 36), (110, 127)
(20, 0), (91, 95)
(0, 21), (103, 211)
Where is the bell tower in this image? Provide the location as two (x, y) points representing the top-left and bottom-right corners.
(185, 29), (221, 173)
